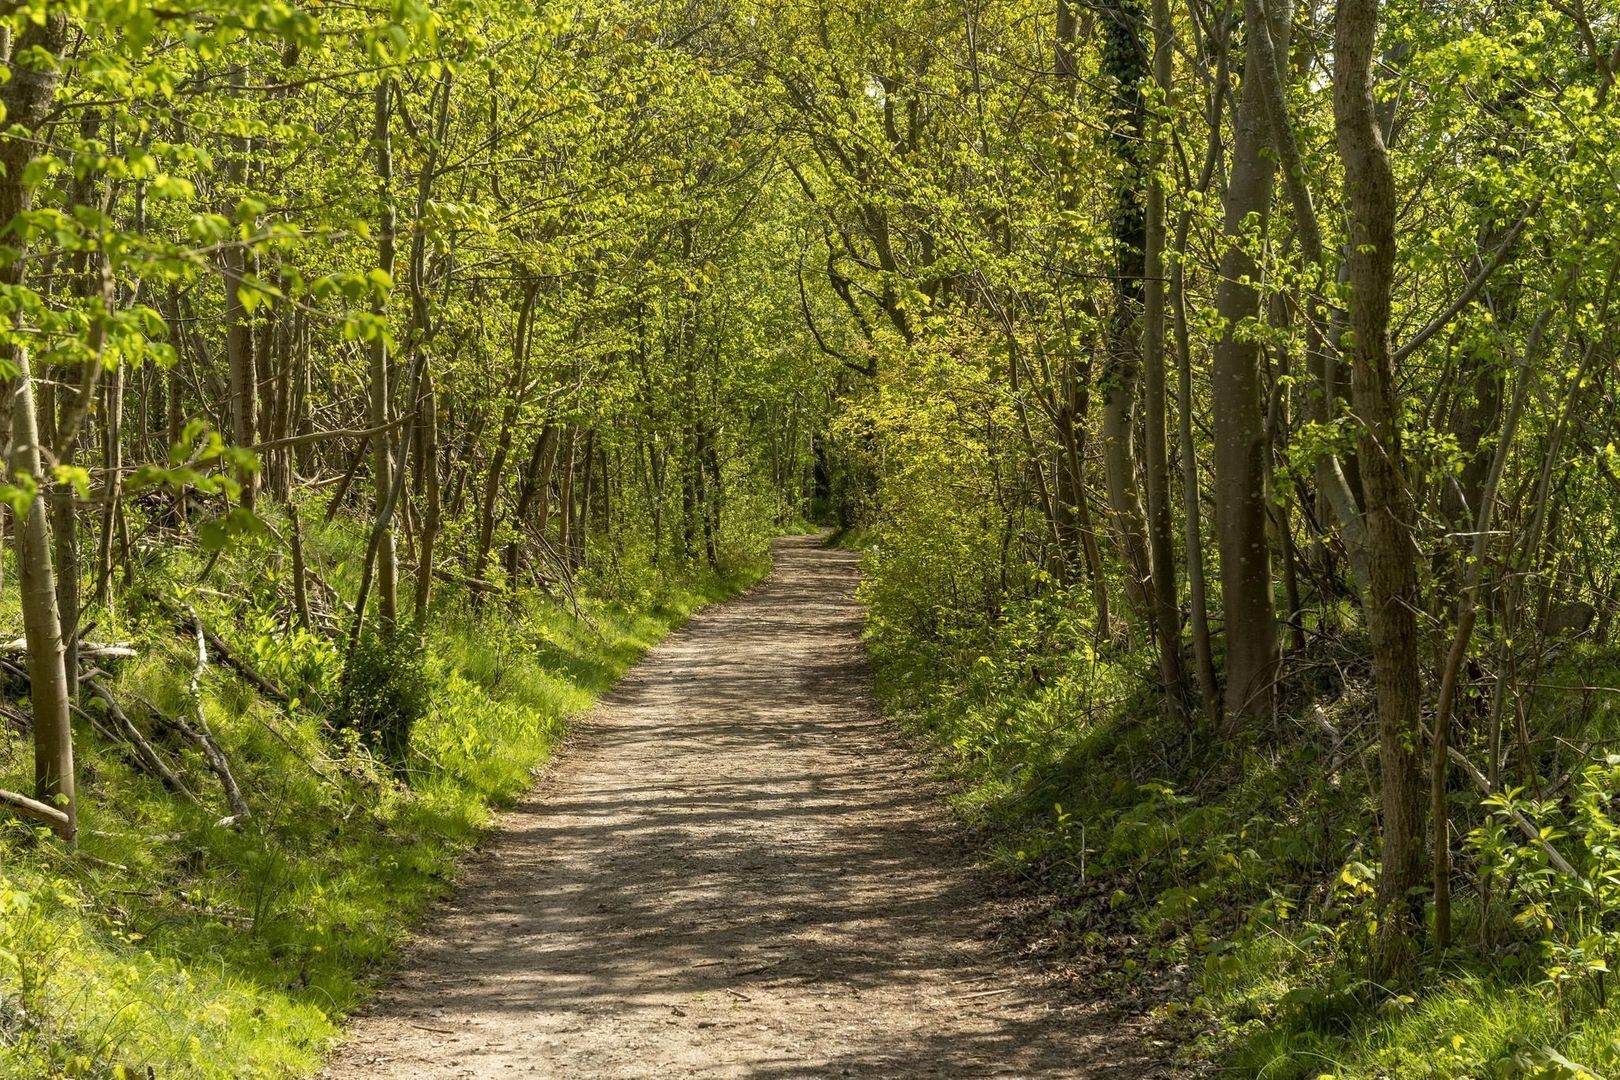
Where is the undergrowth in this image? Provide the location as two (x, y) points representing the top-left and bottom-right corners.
(863, 554), (1620, 1079)
(0, 507), (764, 1078)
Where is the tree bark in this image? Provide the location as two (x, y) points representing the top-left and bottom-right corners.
(10, 352), (75, 845)
(1210, 0), (1289, 722)
(1098, 0), (1156, 622)
(0, 12), (74, 844)
(369, 77), (399, 627)
(1143, 0), (1187, 712)
(413, 365), (441, 618)
(1335, 0), (1425, 981)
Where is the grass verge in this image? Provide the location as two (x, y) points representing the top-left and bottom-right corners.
(0, 514), (765, 1078)
(863, 565), (1620, 1079)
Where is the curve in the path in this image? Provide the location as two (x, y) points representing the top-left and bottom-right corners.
(324, 535), (1167, 1078)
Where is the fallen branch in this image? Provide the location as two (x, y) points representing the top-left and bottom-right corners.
(181, 607), (250, 825)
(302, 565), (355, 619)
(0, 638), (137, 660)
(152, 599), (290, 704)
(432, 566), (500, 593)
(193, 621), (289, 705)
(84, 678), (201, 806)
(0, 788), (70, 830)
(1441, 738), (1579, 878)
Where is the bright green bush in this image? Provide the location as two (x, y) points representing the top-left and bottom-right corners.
(339, 626), (433, 767)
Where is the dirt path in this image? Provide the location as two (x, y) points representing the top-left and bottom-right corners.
(324, 535), (1168, 1078)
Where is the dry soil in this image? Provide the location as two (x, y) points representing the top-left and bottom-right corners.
(323, 534), (1169, 1078)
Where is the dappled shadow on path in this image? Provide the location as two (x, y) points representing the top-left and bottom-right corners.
(324, 535), (1169, 1078)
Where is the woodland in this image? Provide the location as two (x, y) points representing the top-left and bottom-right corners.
(0, 0), (1612, 1074)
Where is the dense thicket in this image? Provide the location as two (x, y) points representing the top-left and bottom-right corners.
(787, 0), (1620, 1072)
(0, 0), (840, 1071)
(0, 0), (843, 834)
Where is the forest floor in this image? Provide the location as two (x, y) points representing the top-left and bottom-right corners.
(322, 534), (1172, 1078)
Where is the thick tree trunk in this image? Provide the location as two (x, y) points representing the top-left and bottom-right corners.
(1210, 0), (1289, 722)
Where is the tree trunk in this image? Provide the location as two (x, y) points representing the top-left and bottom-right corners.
(1050, 0), (1110, 632)
(223, 71), (257, 508)
(413, 364), (441, 618)
(1142, 0), (1187, 712)
(0, 11), (74, 844)
(1098, 0), (1156, 625)
(1210, 0), (1288, 722)
(11, 352), (75, 845)
(368, 77), (399, 627)
(472, 285), (536, 586)
(506, 425), (558, 585)
(95, 360), (125, 611)
(1335, 0), (1425, 982)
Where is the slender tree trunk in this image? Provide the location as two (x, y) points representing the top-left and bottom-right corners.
(1170, 15), (1230, 724)
(96, 323), (126, 613)
(49, 465), (78, 703)
(506, 425), (558, 585)
(11, 352), (75, 844)
(1429, 308), (1546, 948)
(472, 286), (536, 585)
(575, 428), (597, 569)
(290, 502), (312, 630)
(0, 12), (74, 843)
(369, 77), (399, 627)
(1098, 0), (1157, 625)
(560, 426), (579, 567)
(224, 71), (257, 508)
(1336, 0), (1425, 982)
(1143, 0), (1187, 711)
(1050, 0), (1110, 632)
(413, 365), (441, 618)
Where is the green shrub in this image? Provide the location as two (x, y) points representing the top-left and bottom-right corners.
(339, 624), (432, 766)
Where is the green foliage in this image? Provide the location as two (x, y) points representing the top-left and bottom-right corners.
(0, 516), (764, 1077)
(862, 546), (1620, 1079)
(339, 626), (432, 767)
